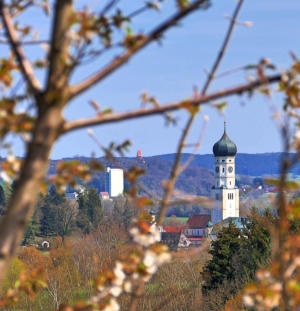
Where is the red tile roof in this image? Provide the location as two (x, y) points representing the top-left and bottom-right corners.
(187, 214), (211, 228)
(163, 226), (184, 233)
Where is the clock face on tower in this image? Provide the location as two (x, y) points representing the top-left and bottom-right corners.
(215, 166), (219, 173)
(228, 166), (233, 173)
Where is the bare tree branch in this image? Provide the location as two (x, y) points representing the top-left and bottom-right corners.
(128, 281), (145, 311)
(157, 115), (195, 225)
(177, 117), (208, 175)
(63, 73), (281, 133)
(157, 0), (245, 225)
(46, 0), (73, 94)
(172, 0), (245, 181)
(0, 5), (42, 92)
(69, 0), (210, 99)
(201, 0), (244, 94)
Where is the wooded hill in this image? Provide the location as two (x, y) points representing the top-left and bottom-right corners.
(47, 152), (297, 197)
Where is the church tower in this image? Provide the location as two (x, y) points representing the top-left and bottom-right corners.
(211, 122), (239, 224)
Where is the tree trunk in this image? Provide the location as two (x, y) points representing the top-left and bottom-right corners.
(0, 104), (64, 284)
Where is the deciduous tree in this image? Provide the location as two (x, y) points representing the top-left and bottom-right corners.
(0, 0), (297, 310)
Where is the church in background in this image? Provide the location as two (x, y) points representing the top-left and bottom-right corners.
(211, 123), (239, 224)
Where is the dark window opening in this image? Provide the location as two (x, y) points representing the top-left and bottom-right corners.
(227, 193), (234, 200)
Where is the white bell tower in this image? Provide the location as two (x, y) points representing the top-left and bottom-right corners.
(212, 122), (239, 224)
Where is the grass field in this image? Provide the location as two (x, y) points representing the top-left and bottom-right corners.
(165, 217), (188, 222)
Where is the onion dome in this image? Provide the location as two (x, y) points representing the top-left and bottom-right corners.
(213, 122), (237, 157)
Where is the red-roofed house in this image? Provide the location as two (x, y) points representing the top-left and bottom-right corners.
(163, 226), (184, 233)
(160, 226), (191, 250)
(100, 192), (110, 200)
(185, 214), (211, 245)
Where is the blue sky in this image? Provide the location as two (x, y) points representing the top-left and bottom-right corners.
(5, 0), (300, 158)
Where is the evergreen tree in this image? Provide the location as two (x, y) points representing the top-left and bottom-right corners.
(202, 217), (270, 302)
(40, 186), (66, 236)
(76, 187), (104, 233)
(47, 185), (66, 206)
(87, 187), (104, 229)
(22, 220), (38, 245)
(0, 182), (13, 215)
(202, 220), (241, 294)
(22, 207), (39, 245)
(0, 184), (6, 215)
(237, 216), (271, 281)
(76, 188), (91, 234)
(40, 199), (57, 236)
(0, 184), (5, 207)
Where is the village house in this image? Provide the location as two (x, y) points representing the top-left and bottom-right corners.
(184, 214), (211, 245)
(99, 191), (110, 200)
(161, 225), (190, 250)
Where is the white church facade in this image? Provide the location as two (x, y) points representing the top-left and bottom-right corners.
(212, 123), (239, 224)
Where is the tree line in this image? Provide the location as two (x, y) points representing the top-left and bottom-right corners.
(0, 183), (137, 247)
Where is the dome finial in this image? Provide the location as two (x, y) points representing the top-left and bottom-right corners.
(224, 121), (227, 133)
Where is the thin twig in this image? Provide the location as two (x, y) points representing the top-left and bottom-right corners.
(176, 0), (245, 179)
(157, 116), (194, 224)
(77, 43), (122, 66)
(177, 116), (208, 175)
(156, 0), (245, 226)
(214, 65), (247, 80)
(69, 0), (209, 99)
(277, 126), (291, 310)
(127, 4), (150, 20)
(0, 38), (49, 45)
(201, 0), (244, 94)
(99, 0), (120, 17)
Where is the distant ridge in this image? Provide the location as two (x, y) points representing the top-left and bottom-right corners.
(144, 152), (299, 176)
(47, 152), (299, 197)
(54, 152), (299, 176)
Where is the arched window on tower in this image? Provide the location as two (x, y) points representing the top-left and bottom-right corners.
(228, 193), (234, 200)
